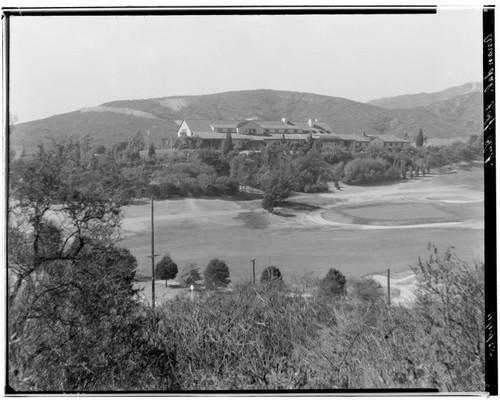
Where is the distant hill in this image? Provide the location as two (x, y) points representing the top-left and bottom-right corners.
(370, 92), (483, 139)
(367, 82), (482, 109)
(11, 87), (483, 155)
(10, 109), (178, 155)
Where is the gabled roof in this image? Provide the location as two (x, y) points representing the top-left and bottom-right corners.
(183, 120), (240, 132)
(291, 121), (333, 133)
(236, 120), (260, 128)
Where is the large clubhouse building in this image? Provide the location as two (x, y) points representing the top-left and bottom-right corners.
(176, 118), (412, 151)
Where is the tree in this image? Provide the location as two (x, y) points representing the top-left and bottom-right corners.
(319, 268), (347, 297)
(261, 171), (292, 212)
(94, 144), (106, 155)
(222, 132), (234, 155)
(155, 254), (178, 286)
(148, 143), (156, 157)
(410, 245), (484, 390)
(9, 138), (123, 303)
(260, 266), (283, 284)
(262, 191), (278, 213)
(204, 258), (230, 289)
(416, 129), (424, 147)
(177, 263), (202, 287)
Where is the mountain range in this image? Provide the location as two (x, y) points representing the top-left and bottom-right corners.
(10, 82), (483, 155)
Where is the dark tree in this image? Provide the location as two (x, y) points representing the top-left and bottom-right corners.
(416, 129), (424, 147)
(94, 145), (106, 155)
(222, 132), (234, 155)
(262, 191), (278, 213)
(261, 172), (292, 212)
(260, 266), (283, 284)
(148, 143), (156, 157)
(319, 268), (347, 297)
(204, 258), (230, 289)
(155, 254), (178, 286)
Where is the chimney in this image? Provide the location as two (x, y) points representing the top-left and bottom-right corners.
(308, 118), (313, 127)
(281, 117), (288, 124)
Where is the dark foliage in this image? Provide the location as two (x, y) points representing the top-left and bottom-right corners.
(204, 258), (231, 289)
(155, 254), (178, 286)
(260, 266), (283, 284)
(319, 268), (347, 298)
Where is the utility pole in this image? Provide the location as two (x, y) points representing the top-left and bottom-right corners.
(387, 269), (391, 306)
(148, 195), (159, 309)
(251, 259), (256, 285)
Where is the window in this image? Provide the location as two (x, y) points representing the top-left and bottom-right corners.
(247, 129), (256, 134)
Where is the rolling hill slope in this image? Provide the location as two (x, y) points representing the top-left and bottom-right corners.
(368, 82), (482, 109)
(11, 87), (483, 155)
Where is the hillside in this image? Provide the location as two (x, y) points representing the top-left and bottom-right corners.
(371, 92), (483, 139)
(10, 109), (178, 155)
(11, 87), (483, 155)
(368, 82), (482, 109)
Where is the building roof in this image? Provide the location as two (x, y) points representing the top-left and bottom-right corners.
(193, 132), (265, 141)
(182, 118), (334, 135)
(211, 121), (240, 129)
(182, 120), (240, 132)
(267, 133), (310, 141)
(370, 134), (412, 143)
(256, 121), (291, 130)
(334, 134), (371, 142)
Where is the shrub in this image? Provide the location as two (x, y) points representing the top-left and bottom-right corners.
(350, 277), (384, 303)
(204, 258), (231, 289)
(155, 254), (178, 286)
(319, 268), (347, 297)
(260, 266), (283, 284)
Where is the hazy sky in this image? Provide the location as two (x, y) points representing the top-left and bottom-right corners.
(10, 7), (483, 123)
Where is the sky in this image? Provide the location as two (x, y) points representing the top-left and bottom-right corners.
(9, 7), (484, 123)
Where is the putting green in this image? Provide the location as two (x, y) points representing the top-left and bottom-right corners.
(322, 202), (461, 226)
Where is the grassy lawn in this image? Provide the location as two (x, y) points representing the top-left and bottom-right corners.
(120, 164), (484, 285)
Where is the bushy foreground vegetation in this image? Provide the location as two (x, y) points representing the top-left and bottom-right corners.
(9, 229), (485, 392)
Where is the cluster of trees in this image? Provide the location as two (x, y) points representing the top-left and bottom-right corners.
(155, 255), (231, 289)
(15, 131), (480, 209)
(8, 139), (179, 391)
(150, 158), (239, 199)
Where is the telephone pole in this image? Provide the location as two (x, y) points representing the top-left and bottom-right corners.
(148, 195), (159, 309)
(251, 259), (256, 285)
(387, 269), (391, 306)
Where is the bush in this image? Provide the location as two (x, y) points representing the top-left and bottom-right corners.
(319, 268), (347, 298)
(204, 258), (231, 289)
(155, 254), (178, 286)
(343, 158), (393, 184)
(350, 277), (384, 303)
(260, 266), (283, 284)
